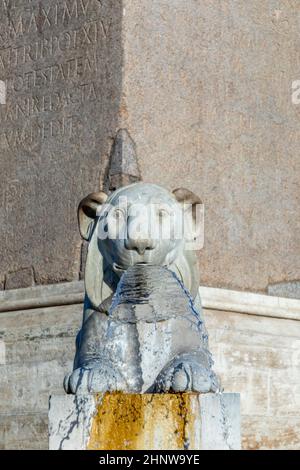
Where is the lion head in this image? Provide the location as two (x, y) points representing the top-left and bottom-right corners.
(78, 183), (203, 311)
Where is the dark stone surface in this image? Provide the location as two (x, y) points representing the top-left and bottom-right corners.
(0, 0), (122, 286)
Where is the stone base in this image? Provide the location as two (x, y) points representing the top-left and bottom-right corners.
(49, 392), (240, 450)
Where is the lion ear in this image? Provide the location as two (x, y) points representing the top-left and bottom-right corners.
(78, 192), (108, 240)
(173, 188), (204, 247)
(173, 188), (202, 213)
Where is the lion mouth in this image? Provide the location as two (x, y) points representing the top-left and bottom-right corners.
(113, 263), (126, 273)
(113, 261), (150, 273)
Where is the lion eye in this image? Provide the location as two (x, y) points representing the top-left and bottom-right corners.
(158, 208), (170, 219)
(112, 208), (125, 220)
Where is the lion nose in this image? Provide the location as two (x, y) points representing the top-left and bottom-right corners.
(125, 238), (155, 255)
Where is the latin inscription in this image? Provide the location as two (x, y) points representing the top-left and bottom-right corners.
(0, 0), (108, 150)
(0, 1), (103, 43)
(0, 0), (121, 286)
(0, 20), (109, 69)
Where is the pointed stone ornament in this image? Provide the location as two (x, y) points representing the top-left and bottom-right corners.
(108, 129), (141, 191)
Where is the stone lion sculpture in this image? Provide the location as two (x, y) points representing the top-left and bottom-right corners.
(64, 183), (219, 394)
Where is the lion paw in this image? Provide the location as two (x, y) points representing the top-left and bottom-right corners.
(64, 365), (126, 394)
(154, 354), (219, 393)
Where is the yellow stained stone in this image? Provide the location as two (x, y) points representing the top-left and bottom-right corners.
(87, 392), (198, 450)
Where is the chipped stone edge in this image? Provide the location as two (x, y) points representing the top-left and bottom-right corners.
(1, 281), (300, 321)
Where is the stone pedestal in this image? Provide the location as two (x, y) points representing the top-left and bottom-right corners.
(49, 393), (240, 450)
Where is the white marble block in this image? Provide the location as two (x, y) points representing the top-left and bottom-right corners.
(49, 392), (241, 450)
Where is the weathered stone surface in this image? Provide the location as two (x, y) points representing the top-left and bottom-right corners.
(0, 280), (83, 312)
(242, 415), (300, 450)
(65, 183), (212, 395)
(1, 1), (299, 292)
(66, 263), (217, 395)
(5, 267), (35, 290)
(49, 392), (241, 450)
(120, 0), (300, 292)
(0, 302), (81, 426)
(205, 307), (300, 449)
(0, 0), (123, 286)
(49, 394), (96, 450)
(200, 285), (300, 320)
(268, 281), (300, 300)
(0, 413), (48, 450)
(1, 284), (300, 449)
(0, 283), (300, 449)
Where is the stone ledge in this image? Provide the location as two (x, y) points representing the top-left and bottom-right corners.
(0, 281), (84, 313)
(49, 392), (241, 450)
(1, 281), (300, 321)
(200, 286), (300, 321)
